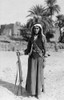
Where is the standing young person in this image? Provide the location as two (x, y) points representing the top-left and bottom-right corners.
(24, 24), (47, 98)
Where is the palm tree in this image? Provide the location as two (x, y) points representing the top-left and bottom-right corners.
(27, 5), (46, 17)
(45, 0), (60, 19)
(26, 5), (53, 34)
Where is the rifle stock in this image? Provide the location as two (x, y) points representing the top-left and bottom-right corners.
(14, 51), (23, 95)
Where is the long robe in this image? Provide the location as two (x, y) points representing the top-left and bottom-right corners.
(25, 36), (46, 96)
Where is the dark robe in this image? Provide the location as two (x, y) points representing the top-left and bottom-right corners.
(25, 36), (46, 97)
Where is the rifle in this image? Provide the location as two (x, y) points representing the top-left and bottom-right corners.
(14, 51), (23, 95)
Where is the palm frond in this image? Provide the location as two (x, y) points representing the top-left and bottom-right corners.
(45, 0), (60, 16)
(53, 5), (60, 13)
(45, 0), (57, 5)
(27, 5), (46, 17)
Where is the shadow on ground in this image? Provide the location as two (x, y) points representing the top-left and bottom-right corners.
(0, 79), (30, 97)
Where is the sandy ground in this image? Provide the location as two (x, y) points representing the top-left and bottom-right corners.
(0, 49), (64, 100)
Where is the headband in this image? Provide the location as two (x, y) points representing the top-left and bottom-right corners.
(34, 24), (42, 29)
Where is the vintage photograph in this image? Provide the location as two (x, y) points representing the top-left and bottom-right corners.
(0, 0), (64, 100)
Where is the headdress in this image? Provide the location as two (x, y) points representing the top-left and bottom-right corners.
(32, 23), (44, 37)
(34, 24), (42, 29)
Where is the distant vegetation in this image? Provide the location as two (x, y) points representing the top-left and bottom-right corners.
(21, 0), (64, 43)
(0, 0), (64, 51)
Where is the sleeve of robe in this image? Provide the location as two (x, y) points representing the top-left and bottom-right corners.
(42, 35), (47, 56)
(24, 39), (32, 55)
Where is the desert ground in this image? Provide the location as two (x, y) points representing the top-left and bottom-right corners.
(0, 48), (64, 100)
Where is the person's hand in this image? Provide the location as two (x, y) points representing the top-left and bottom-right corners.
(16, 51), (20, 56)
(16, 50), (24, 56)
(20, 51), (25, 55)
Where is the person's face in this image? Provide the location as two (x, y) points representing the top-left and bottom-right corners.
(34, 26), (40, 35)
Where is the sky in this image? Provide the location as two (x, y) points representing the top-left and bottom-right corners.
(0, 0), (64, 25)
